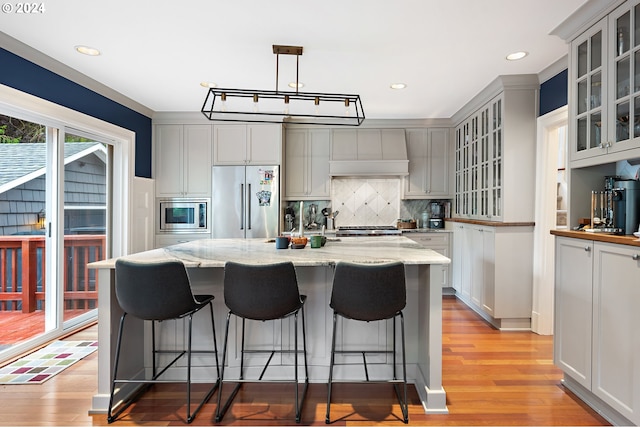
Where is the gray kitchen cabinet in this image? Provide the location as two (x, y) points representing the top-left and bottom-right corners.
(284, 128), (330, 200)
(155, 124), (212, 198)
(403, 128), (451, 199)
(453, 76), (537, 222)
(213, 124), (282, 165)
(452, 222), (532, 330)
(554, 236), (640, 425)
(592, 241), (640, 424)
(405, 232), (451, 288)
(567, 3), (640, 167)
(554, 236), (593, 390)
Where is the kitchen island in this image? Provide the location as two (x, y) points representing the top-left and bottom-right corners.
(88, 236), (450, 416)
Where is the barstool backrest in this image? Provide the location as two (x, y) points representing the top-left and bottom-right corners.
(115, 259), (199, 321)
(330, 261), (406, 321)
(223, 261), (302, 321)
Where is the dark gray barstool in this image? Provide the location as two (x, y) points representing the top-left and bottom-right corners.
(107, 259), (219, 424)
(216, 261), (308, 423)
(326, 261), (408, 424)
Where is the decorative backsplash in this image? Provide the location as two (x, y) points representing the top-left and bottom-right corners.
(331, 178), (400, 226)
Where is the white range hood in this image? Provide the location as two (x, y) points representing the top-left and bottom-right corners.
(329, 129), (409, 176)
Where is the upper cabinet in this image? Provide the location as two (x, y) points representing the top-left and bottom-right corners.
(569, 1), (640, 166)
(213, 124), (282, 165)
(454, 76), (538, 222)
(155, 124), (212, 198)
(284, 128), (331, 200)
(403, 128), (451, 199)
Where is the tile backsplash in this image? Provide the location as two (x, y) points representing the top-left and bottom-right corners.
(285, 177), (452, 230)
(331, 178), (401, 226)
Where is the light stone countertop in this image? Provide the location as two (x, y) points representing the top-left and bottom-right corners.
(89, 236), (451, 269)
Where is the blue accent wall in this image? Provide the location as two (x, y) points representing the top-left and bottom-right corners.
(0, 48), (152, 178)
(540, 69), (568, 116)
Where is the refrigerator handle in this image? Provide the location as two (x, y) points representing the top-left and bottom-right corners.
(240, 183), (244, 230)
(247, 183), (252, 230)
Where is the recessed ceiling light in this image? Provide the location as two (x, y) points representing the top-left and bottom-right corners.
(390, 83), (407, 90)
(200, 82), (218, 88)
(74, 45), (100, 56)
(288, 82), (304, 89)
(506, 51), (528, 61)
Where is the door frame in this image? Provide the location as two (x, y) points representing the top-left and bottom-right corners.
(0, 83), (135, 360)
(532, 105), (568, 335)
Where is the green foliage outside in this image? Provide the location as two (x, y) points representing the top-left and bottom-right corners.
(0, 114), (93, 143)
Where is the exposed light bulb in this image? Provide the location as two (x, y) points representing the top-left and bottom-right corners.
(253, 94), (259, 112)
(220, 93), (227, 112)
(344, 99), (351, 116)
(283, 95), (290, 115)
(314, 97), (320, 115)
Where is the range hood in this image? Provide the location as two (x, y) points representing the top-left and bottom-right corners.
(329, 129), (409, 176)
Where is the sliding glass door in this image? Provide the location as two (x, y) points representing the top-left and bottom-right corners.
(0, 115), (110, 358)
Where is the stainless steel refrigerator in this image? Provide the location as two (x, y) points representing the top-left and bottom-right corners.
(212, 165), (280, 238)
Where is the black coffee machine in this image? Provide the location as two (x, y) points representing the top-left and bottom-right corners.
(612, 179), (640, 234)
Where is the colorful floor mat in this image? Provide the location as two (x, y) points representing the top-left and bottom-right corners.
(0, 340), (97, 384)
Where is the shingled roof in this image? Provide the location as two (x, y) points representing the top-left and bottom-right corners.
(0, 142), (105, 193)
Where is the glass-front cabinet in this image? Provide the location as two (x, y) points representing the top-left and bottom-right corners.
(455, 95), (503, 220)
(571, 1), (640, 163)
(454, 75), (537, 223)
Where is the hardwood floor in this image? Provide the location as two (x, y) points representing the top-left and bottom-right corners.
(0, 297), (610, 426)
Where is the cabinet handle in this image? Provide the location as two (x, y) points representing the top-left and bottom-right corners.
(633, 254), (639, 260)
(584, 246), (591, 252)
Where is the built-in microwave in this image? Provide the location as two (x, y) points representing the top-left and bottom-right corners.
(158, 198), (209, 233)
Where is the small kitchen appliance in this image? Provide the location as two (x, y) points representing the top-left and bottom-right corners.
(158, 198), (209, 233)
(589, 178), (640, 234)
(612, 179), (640, 234)
(428, 201), (445, 229)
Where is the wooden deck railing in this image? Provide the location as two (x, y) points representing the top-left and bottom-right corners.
(0, 235), (105, 313)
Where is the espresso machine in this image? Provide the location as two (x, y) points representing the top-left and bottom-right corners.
(612, 179), (640, 234)
(591, 178), (640, 234)
(428, 201), (445, 229)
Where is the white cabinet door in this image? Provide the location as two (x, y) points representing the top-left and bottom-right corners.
(247, 125), (282, 164)
(427, 128), (450, 197)
(213, 125), (248, 164)
(480, 227), (495, 316)
(284, 129), (307, 197)
(592, 242), (640, 424)
(307, 129), (330, 197)
(469, 226), (484, 308)
(183, 125), (212, 197)
(554, 237), (593, 389)
(155, 124), (212, 198)
(404, 128), (451, 199)
(155, 124), (184, 197)
(214, 124), (282, 165)
(284, 129), (330, 199)
(452, 225), (465, 293)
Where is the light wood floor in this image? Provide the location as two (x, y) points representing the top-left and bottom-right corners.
(0, 297), (610, 426)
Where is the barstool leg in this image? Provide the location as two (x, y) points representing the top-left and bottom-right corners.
(186, 314), (194, 423)
(107, 312), (127, 423)
(215, 312), (232, 423)
(400, 312), (408, 423)
(325, 311), (338, 424)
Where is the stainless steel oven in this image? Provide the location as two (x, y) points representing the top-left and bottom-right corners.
(158, 198), (209, 233)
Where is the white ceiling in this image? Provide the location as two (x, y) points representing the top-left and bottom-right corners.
(0, 0), (587, 120)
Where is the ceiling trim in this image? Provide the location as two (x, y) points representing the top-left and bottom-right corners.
(0, 31), (154, 118)
(550, 0), (623, 42)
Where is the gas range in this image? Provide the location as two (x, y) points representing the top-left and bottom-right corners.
(335, 225), (402, 237)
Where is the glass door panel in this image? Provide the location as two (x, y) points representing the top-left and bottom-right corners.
(0, 114), (48, 350)
(62, 131), (108, 327)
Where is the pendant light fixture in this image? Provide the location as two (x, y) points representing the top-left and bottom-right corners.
(201, 45), (365, 126)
